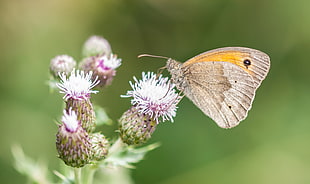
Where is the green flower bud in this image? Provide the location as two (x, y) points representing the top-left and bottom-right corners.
(90, 133), (109, 161)
(119, 106), (157, 145)
(56, 110), (93, 168)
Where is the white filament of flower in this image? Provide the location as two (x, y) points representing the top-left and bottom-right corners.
(62, 109), (79, 132)
(57, 69), (99, 100)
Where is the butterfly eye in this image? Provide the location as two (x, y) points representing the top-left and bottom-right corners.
(243, 59), (251, 67)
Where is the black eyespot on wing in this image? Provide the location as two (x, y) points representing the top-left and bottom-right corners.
(243, 59), (251, 68)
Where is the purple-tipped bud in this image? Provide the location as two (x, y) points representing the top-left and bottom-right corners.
(79, 54), (121, 87)
(50, 55), (76, 78)
(56, 110), (93, 168)
(119, 106), (157, 145)
(82, 36), (112, 57)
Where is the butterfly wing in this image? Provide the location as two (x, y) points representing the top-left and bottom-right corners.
(180, 47), (270, 128)
(182, 61), (257, 128)
(183, 47), (270, 89)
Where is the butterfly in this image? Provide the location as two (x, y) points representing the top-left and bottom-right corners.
(139, 47), (270, 128)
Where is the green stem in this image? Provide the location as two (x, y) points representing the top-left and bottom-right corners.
(86, 166), (96, 184)
(109, 137), (125, 154)
(74, 168), (82, 184)
(83, 138), (125, 184)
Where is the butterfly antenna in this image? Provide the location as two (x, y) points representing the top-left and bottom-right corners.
(138, 54), (169, 60)
(138, 54), (169, 78)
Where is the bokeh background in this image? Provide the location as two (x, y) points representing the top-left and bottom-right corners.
(1, 0), (310, 183)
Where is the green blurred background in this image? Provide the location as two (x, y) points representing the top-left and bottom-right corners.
(1, 0), (310, 183)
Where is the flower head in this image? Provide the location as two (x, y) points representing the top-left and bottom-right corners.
(90, 133), (109, 161)
(56, 109), (93, 168)
(122, 72), (181, 123)
(62, 109), (79, 132)
(82, 35), (112, 57)
(96, 54), (122, 72)
(50, 55), (76, 77)
(119, 106), (157, 145)
(57, 69), (99, 101)
(79, 54), (121, 87)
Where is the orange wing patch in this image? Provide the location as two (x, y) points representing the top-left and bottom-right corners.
(183, 50), (253, 75)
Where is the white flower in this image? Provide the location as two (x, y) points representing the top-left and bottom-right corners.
(62, 109), (79, 132)
(57, 69), (99, 100)
(122, 72), (181, 123)
(96, 54), (122, 72)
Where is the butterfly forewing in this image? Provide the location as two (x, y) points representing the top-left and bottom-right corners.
(184, 47), (270, 89)
(246, 50), (270, 88)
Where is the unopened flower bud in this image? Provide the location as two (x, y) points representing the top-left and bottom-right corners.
(56, 110), (93, 168)
(50, 55), (76, 78)
(119, 106), (157, 145)
(80, 54), (121, 87)
(82, 36), (112, 57)
(90, 133), (109, 161)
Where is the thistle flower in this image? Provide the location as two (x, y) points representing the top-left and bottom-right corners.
(79, 54), (122, 87)
(57, 69), (99, 101)
(96, 54), (122, 72)
(56, 70), (99, 133)
(56, 109), (93, 168)
(119, 106), (157, 145)
(50, 55), (76, 78)
(89, 133), (109, 161)
(82, 35), (112, 57)
(119, 72), (181, 145)
(122, 72), (181, 123)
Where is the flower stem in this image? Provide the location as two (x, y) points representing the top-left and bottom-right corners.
(86, 166), (96, 184)
(82, 138), (125, 184)
(109, 137), (125, 154)
(74, 168), (82, 184)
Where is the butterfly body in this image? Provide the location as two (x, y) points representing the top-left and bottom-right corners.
(166, 59), (187, 91)
(166, 47), (270, 128)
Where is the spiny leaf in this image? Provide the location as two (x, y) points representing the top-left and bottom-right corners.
(11, 145), (52, 184)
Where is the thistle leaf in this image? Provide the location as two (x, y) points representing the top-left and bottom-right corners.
(104, 142), (160, 168)
(11, 145), (52, 184)
(94, 105), (113, 126)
